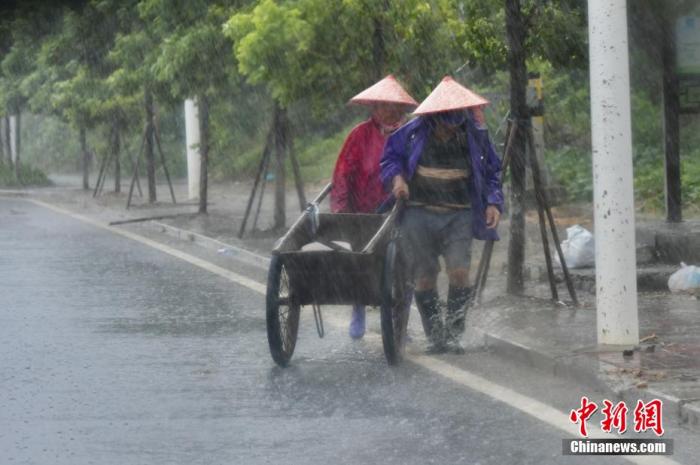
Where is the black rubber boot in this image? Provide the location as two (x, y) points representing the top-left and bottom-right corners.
(445, 286), (472, 354)
(414, 289), (445, 354)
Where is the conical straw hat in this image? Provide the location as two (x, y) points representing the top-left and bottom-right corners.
(349, 75), (418, 107)
(413, 76), (489, 115)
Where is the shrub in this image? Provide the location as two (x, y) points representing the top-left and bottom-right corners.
(0, 162), (52, 187)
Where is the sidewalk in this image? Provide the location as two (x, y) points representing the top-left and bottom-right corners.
(18, 175), (700, 431)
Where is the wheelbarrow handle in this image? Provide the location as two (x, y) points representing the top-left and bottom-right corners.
(375, 194), (408, 214)
(312, 182), (333, 206)
(361, 197), (404, 254)
(385, 196), (404, 230)
(272, 183), (333, 253)
(304, 183), (333, 236)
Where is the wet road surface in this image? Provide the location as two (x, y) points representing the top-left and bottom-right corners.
(1, 198), (696, 465)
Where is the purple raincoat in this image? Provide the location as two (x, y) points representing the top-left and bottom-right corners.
(380, 111), (504, 241)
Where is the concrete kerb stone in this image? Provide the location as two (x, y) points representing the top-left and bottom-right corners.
(481, 330), (615, 393)
(679, 400), (700, 430)
(483, 330), (700, 431)
(555, 265), (677, 293)
(131, 217), (700, 432)
(620, 385), (700, 432)
(146, 220), (270, 270)
(0, 189), (30, 197)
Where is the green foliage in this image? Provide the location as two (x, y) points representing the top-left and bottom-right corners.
(0, 4), (62, 114)
(225, 0), (313, 105)
(225, 0), (471, 110)
(295, 123), (354, 182)
(527, 1), (588, 68)
(447, 0), (507, 72)
(545, 146), (593, 202)
(0, 162), (52, 187)
(19, 113), (80, 172)
(681, 150), (700, 212)
(0, 0), (697, 219)
(144, 0), (240, 101)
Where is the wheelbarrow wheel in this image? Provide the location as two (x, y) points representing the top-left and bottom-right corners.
(380, 240), (409, 365)
(266, 255), (300, 367)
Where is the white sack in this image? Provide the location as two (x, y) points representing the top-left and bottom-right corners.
(668, 262), (700, 295)
(558, 224), (595, 269)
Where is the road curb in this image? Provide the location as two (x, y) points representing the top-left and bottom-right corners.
(146, 220), (271, 270)
(482, 330), (700, 431)
(141, 217), (700, 432)
(679, 400), (700, 430)
(480, 331), (616, 392)
(0, 189), (30, 197)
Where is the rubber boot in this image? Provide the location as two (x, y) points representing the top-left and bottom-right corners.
(445, 286), (471, 354)
(414, 289), (445, 354)
(349, 304), (366, 339)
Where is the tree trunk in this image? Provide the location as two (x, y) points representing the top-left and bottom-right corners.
(145, 89), (157, 203)
(661, 11), (681, 223)
(273, 103), (287, 230)
(3, 115), (11, 167)
(80, 126), (90, 190)
(0, 116), (4, 165)
(198, 94), (210, 214)
(505, 0), (528, 295)
(14, 110), (21, 181)
(112, 121), (121, 193)
(372, 0), (390, 80)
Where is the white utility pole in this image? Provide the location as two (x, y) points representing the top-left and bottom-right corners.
(588, 0), (639, 347)
(184, 99), (201, 200)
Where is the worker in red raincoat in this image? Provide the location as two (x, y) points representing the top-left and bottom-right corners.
(331, 75), (418, 339)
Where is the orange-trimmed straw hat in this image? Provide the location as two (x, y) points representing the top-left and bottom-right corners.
(413, 76), (489, 115)
(348, 75), (418, 107)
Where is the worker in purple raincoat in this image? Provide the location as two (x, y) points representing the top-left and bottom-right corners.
(380, 76), (504, 354)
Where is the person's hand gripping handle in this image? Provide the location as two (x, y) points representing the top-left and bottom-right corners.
(392, 175), (409, 200)
(485, 205), (501, 229)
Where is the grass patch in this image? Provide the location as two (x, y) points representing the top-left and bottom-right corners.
(295, 128), (350, 183)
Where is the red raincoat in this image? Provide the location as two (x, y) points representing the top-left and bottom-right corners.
(331, 118), (390, 213)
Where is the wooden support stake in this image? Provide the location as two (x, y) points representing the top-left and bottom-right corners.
(287, 135), (306, 211)
(97, 150), (113, 197)
(473, 120), (517, 301)
(108, 212), (197, 226)
(153, 125), (176, 205)
(529, 142), (559, 301)
(501, 119), (518, 173)
(252, 148), (271, 232)
(526, 125), (578, 306)
(126, 125), (149, 209)
(239, 130), (273, 238)
(93, 152), (109, 198)
(472, 240), (493, 304)
(126, 145), (143, 198)
(126, 152), (141, 209)
(273, 105), (286, 230)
